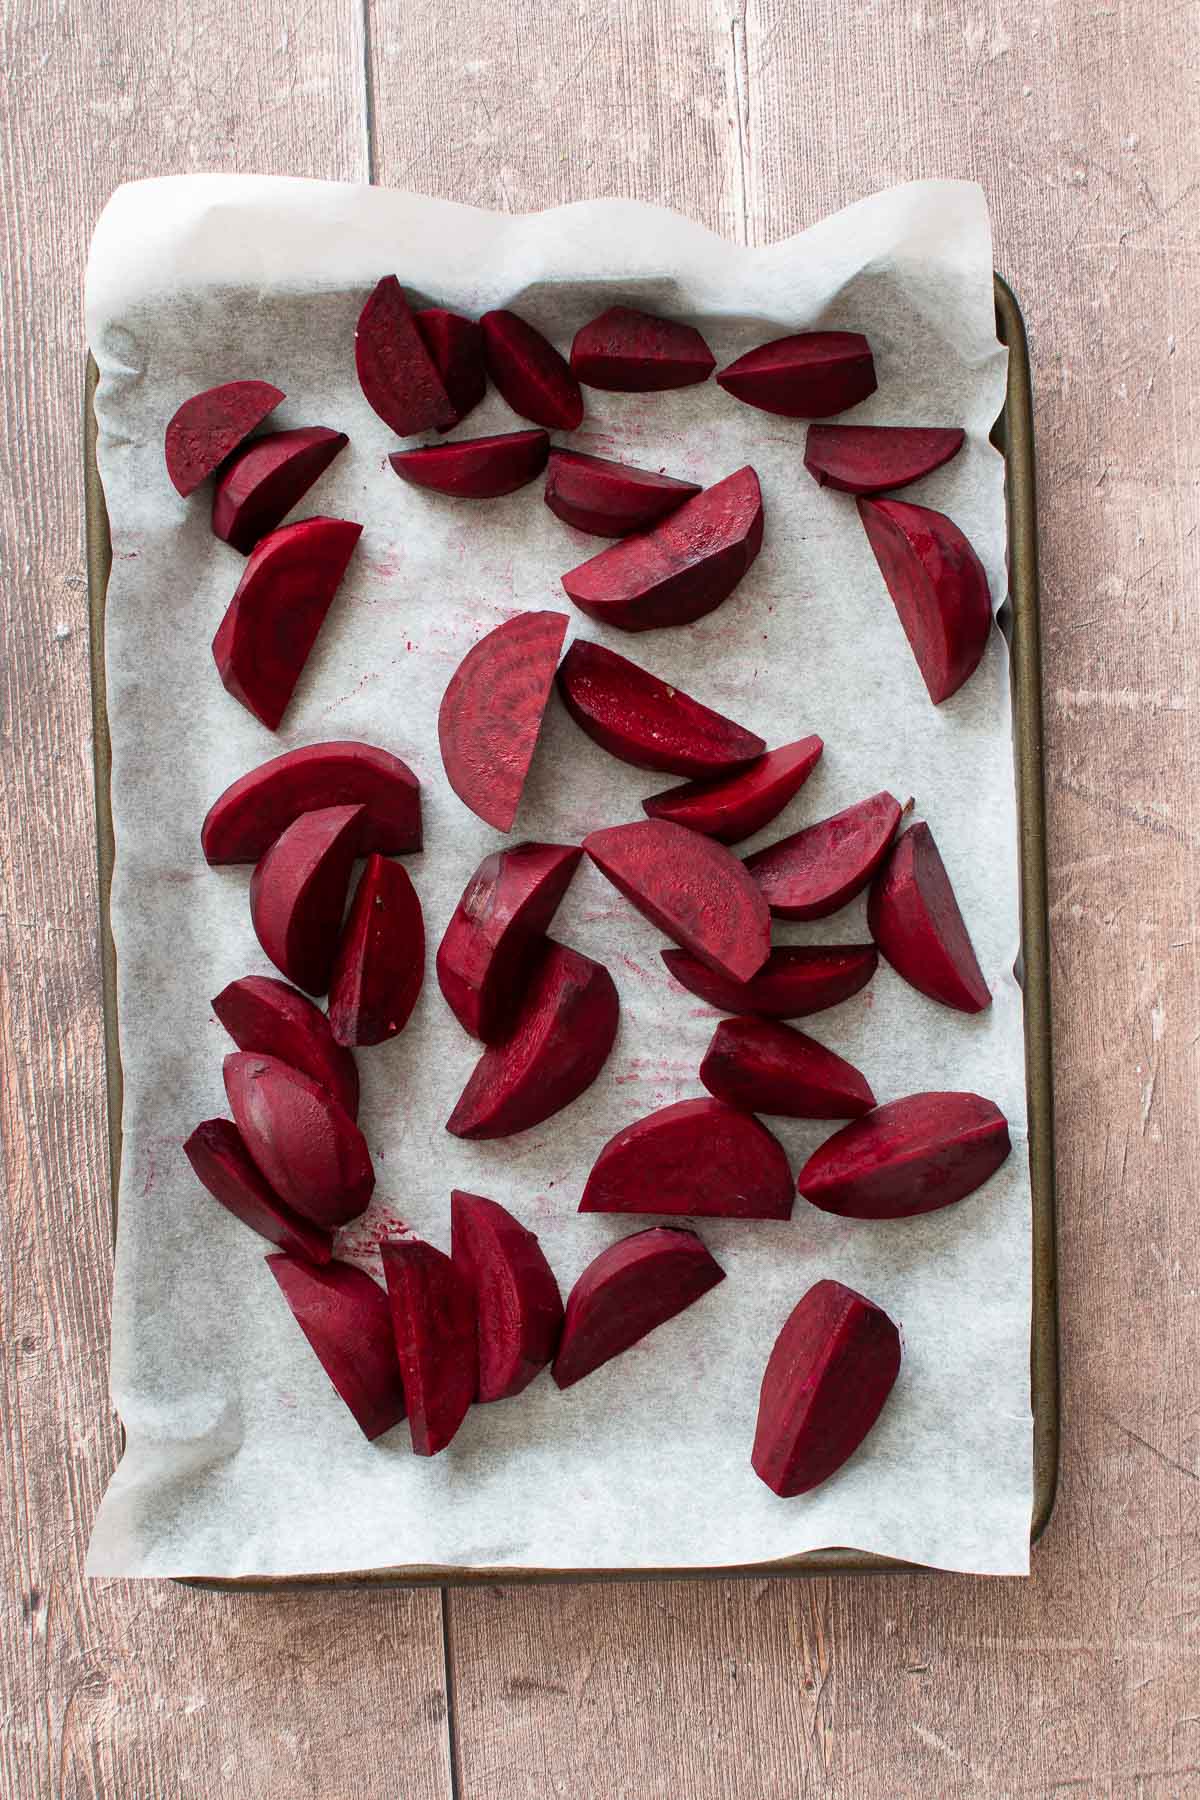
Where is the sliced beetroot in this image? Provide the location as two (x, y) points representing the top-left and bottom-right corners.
(584, 818), (770, 984)
(746, 792), (902, 921)
(804, 424), (965, 495)
(414, 307), (486, 427)
(436, 842), (582, 1043)
(552, 1227), (725, 1389)
(212, 974), (360, 1119)
(184, 1118), (333, 1263)
(380, 1239), (476, 1455)
(355, 276), (457, 435)
(569, 306), (716, 392)
(481, 309), (583, 430)
(451, 1191), (564, 1401)
(753, 1279), (901, 1496)
(389, 429), (548, 499)
(201, 741), (421, 865)
(446, 940), (619, 1140)
(579, 1097), (793, 1220)
(643, 735), (823, 844)
(268, 1254), (405, 1441)
(797, 1091), (1011, 1220)
(224, 1051), (374, 1228)
(438, 610), (568, 830)
(661, 944), (879, 1020)
(544, 449), (701, 539)
(859, 497), (993, 704)
(557, 639), (764, 777)
(868, 822), (990, 1013)
(699, 1018), (875, 1119)
(212, 427), (349, 554)
(717, 332), (876, 419)
(328, 853), (425, 1047)
(249, 803), (364, 996)
(165, 380), (284, 497)
(561, 467), (763, 632)
(212, 516), (362, 730)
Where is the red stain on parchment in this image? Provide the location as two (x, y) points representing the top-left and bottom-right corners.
(335, 1199), (412, 1277)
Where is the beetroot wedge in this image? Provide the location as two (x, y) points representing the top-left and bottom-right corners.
(544, 449), (701, 539)
(212, 974), (360, 1118)
(202, 742), (421, 865)
(380, 1239), (476, 1455)
(436, 842), (582, 1043)
(753, 1279), (900, 1496)
(717, 332), (876, 419)
(804, 424), (965, 494)
(438, 610), (567, 830)
(389, 429), (548, 499)
(579, 1097), (793, 1220)
(446, 940), (618, 1140)
(643, 735), (823, 844)
(746, 792), (902, 921)
(481, 309), (583, 430)
(355, 276), (456, 435)
(165, 379), (283, 497)
(212, 516), (362, 730)
(859, 497), (992, 703)
(224, 1052), (374, 1228)
(212, 427), (349, 553)
(557, 640), (764, 777)
(328, 853), (425, 1047)
(661, 944), (879, 1020)
(249, 803), (364, 996)
(797, 1091), (1011, 1220)
(184, 1118), (333, 1263)
(700, 1018), (875, 1119)
(451, 1191), (564, 1401)
(561, 467), (763, 632)
(869, 822), (990, 1013)
(553, 1227), (724, 1389)
(414, 307), (486, 427)
(569, 306), (716, 392)
(268, 1254), (406, 1440)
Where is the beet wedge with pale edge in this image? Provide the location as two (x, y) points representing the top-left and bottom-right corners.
(580, 1097), (793, 1220)
(213, 427), (349, 554)
(868, 822), (990, 1013)
(569, 306), (716, 392)
(481, 309), (583, 430)
(328, 853), (426, 1047)
(558, 639), (764, 777)
(249, 804), (364, 996)
(202, 741), (421, 865)
(437, 842), (583, 1043)
(212, 975), (360, 1119)
(380, 1239), (476, 1455)
(859, 497), (992, 703)
(224, 1052), (374, 1228)
(355, 276), (457, 435)
(390, 429), (549, 499)
(165, 380), (283, 497)
(414, 307), (486, 427)
(544, 449), (701, 538)
(643, 735), (823, 844)
(746, 792), (901, 920)
(797, 1091), (1011, 1220)
(268, 1254), (406, 1441)
(553, 1227), (725, 1389)
(661, 944), (879, 1020)
(451, 1191), (564, 1401)
(438, 611), (567, 830)
(804, 424), (965, 495)
(717, 332), (876, 419)
(700, 1018), (876, 1119)
(184, 1119), (333, 1263)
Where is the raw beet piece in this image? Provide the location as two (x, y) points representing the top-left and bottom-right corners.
(797, 1091), (1011, 1220)
(436, 842), (582, 1043)
(268, 1254), (405, 1441)
(804, 424), (965, 495)
(165, 380), (283, 497)
(661, 944), (879, 1020)
(544, 448), (701, 538)
(579, 1097), (793, 1220)
(868, 822), (990, 1013)
(224, 1051), (374, 1228)
(858, 497), (992, 703)
(201, 741), (421, 865)
(451, 1191), (564, 1401)
(446, 940), (619, 1140)
(643, 735), (823, 844)
(481, 309), (583, 430)
(560, 467), (763, 632)
(355, 276), (457, 435)
(212, 427), (349, 553)
(552, 1227), (725, 1389)
(212, 516), (362, 730)
(249, 803), (364, 996)
(752, 1279), (900, 1496)
(414, 307), (487, 426)
(438, 611), (568, 830)
(328, 853), (426, 1046)
(557, 639), (764, 777)
(212, 974), (360, 1118)
(569, 306), (716, 392)
(717, 332), (876, 419)
(746, 792), (902, 921)
(699, 1018), (875, 1119)
(389, 429), (549, 499)
(380, 1239), (476, 1455)
(184, 1118), (333, 1263)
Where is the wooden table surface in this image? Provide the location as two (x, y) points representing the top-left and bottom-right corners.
(3, 2), (1197, 1794)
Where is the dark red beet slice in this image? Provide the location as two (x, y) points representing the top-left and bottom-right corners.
(389, 429), (548, 499)
(202, 742), (422, 865)
(797, 1091), (1011, 1220)
(557, 639), (764, 777)
(481, 309), (583, 430)
(569, 306), (716, 392)
(661, 944), (879, 1020)
(436, 842), (582, 1043)
(165, 380), (284, 497)
(804, 424), (965, 494)
(438, 611), (568, 830)
(184, 1118), (333, 1263)
(868, 822), (990, 1013)
(414, 307), (486, 427)
(584, 818), (770, 984)
(544, 448), (701, 538)
(212, 516), (362, 730)
(699, 1018), (875, 1119)
(746, 792), (901, 921)
(858, 497), (992, 703)
(446, 940), (619, 1140)
(268, 1254), (405, 1441)
(561, 467), (763, 632)
(552, 1227), (724, 1389)
(249, 803), (364, 996)
(380, 1239), (476, 1455)
(212, 427), (349, 554)
(355, 276), (456, 435)
(224, 1051), (374, 1228)
(643, 735), (823, 844)
(328, 853), (425, 1047)
(579, 1097), (793, 1220)
(451, 1191), (563, 1401)
(717, 332), (876, 419)
(212, 974), (360, 1119)
(753, 1279), (900, 1496)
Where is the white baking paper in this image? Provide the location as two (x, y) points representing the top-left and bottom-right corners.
(85, 176), (1031, 1578)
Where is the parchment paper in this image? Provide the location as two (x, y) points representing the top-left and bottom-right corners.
(84, 176), (1031, 1578)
